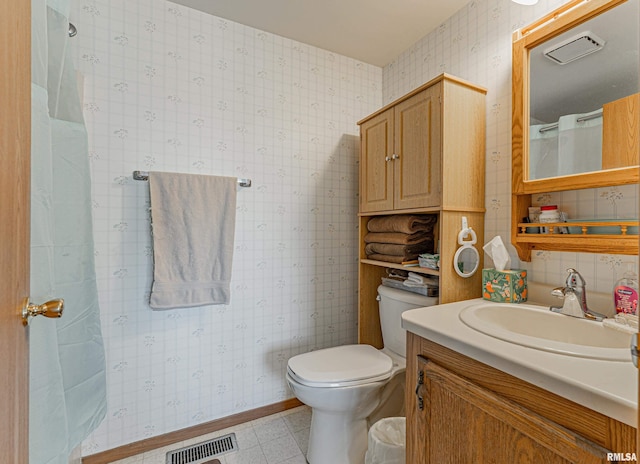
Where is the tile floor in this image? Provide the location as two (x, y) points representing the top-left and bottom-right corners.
(110, 406), (311, 464)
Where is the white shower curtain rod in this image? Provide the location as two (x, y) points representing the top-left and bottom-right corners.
(133, 170), (252, 187)
(538, 110), (603, 133)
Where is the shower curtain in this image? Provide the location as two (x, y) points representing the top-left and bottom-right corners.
(529, 109), (603, 179)
(529, 124), (558, 179)
(557, 109), (603, 176)
(30, 0), (107, 463)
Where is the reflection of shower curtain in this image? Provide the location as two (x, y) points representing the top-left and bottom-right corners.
(529, 109), (602, 178)
(529, 124), (558, 179)
(30, 0), (107, 463)
(557, 109), (602, 176)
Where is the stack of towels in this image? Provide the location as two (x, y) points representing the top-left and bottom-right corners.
(364, 214), (437, 264)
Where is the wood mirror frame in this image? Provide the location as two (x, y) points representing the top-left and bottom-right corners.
(511, 0), (639, 262)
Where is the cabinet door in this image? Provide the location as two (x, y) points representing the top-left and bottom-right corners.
(412, 356), (611, 463)
(359, 108), (394, 213)
(393, 86), (441, 210)
(602, 93), (639, 170)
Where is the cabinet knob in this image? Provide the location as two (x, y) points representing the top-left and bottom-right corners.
(392, 153), (399, 160)
(385, 156), (391, 162)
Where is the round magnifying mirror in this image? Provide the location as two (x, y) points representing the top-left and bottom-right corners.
(453, 245), (480, 278)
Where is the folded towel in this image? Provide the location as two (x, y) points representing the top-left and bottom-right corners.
(367, 253), (409, 264)
(148, 172), (237, 309)
(367, 214), (436, 234)
(406, 272), (426, 284)
(364, 231), (433, 245)
(364, 240), (434, 258)
(403, 272), (439, 287)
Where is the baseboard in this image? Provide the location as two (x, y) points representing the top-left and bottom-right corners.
(82, 398), (303, 464)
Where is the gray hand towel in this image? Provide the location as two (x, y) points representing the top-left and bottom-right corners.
(148, 172), (237, 309)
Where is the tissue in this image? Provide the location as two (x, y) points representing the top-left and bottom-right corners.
(483, 236), (510, 271)
(482, 236), (527, 303)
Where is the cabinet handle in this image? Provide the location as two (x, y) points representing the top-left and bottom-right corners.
(392, 153), (399, 160)
(385, 156), (392, 162)
(415, 369), (424, 410)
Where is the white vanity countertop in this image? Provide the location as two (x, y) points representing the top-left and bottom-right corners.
(402, 298), (638, 427)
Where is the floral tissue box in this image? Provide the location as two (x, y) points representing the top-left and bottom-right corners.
(482, 268), (528, 303)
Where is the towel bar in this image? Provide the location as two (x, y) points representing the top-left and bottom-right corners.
(133, 170), (251, 187)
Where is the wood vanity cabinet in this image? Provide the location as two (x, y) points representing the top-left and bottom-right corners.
(406, 332), (637, 463)
(357, 74), (487, 347)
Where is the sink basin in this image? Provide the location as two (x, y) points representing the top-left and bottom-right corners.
(459, 303), (632, 361)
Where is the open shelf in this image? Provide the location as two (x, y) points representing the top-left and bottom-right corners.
(360, 259), (440, 277)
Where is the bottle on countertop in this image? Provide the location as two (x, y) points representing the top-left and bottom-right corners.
(614, 262), (639, 315)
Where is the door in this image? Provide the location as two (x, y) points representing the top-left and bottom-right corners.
(1, 0), (31, 461)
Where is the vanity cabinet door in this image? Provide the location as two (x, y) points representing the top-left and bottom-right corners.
(411, 356), (611, 464)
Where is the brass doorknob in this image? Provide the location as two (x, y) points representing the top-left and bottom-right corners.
(22, 298), (64, 326)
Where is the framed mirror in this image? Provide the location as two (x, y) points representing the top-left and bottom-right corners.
(511, 0), (640, 261)
(513, 0), (639, 194)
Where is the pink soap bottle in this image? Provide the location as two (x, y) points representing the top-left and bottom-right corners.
(614, 262), (639, 315)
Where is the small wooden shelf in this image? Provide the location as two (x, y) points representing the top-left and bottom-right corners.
(514, 220), (639, 256)
(360, 259), (440, 277)
(516, 220), (639, 235)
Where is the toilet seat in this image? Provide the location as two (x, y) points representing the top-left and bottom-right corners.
(287, 344), (393, 388)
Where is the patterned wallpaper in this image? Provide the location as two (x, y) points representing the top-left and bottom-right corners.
(382, 0), (638, 294)
(71, 0), (381, 454)
(71, 0), (638, 456)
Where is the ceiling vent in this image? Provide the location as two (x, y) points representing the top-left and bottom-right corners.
(543, 31), (605, 65)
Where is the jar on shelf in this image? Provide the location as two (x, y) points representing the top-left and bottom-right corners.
(539, 205), (560, 233)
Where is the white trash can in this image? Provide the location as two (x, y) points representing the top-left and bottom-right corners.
(364, 417), (406, 464)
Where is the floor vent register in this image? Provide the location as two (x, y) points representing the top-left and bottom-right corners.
(165, 433), (238, 464)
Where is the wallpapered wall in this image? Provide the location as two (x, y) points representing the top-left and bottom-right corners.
(71, 0), (638, 455)
(382, 0), (638, 293)
(71, 0), (381, 454)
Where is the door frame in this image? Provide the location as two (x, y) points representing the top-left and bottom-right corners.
(0, 0), (31, 461)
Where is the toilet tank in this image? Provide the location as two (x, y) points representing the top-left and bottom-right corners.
(377, 285), (438, 357)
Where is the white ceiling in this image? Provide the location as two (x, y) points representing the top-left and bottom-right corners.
(171, 0), (470, 67)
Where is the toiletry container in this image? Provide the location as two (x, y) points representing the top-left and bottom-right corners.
(539, 205), (560, 233)
(614, 263), (639, 315)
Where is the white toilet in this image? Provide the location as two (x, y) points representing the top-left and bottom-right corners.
(286, 285), (437, 464)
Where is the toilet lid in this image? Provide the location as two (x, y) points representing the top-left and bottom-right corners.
(287, 344), (393, 387)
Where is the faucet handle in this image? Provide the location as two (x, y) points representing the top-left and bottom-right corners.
(565, 268), (586, 288)
(551, 287), (566, 298)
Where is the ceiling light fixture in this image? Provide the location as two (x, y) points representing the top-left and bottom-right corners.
(512, 0), (538, 5)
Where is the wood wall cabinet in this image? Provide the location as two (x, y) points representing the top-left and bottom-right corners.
(358, 74), (487, 347)
(359, 84), (441, 213)
(406, 332), (637, 463)
(511, 0), (639, 262)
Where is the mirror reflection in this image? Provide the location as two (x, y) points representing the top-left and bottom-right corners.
(454, 246), (479, 278)
(528, 0), (639, 180)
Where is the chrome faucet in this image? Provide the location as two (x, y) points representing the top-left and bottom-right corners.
(549, 268), (606, 321)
